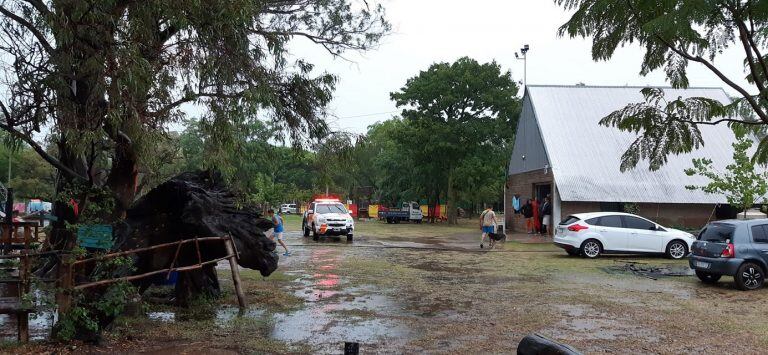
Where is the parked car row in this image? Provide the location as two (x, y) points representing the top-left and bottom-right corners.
(555, 212), (768, 291)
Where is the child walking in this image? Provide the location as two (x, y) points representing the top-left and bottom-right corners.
(267, 209), (290, 256)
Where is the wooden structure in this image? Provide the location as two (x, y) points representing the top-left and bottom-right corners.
(0, 221), (43, 342)
(59, 235), (247, 313)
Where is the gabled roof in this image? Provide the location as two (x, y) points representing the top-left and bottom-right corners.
(525, 85), (739, 204)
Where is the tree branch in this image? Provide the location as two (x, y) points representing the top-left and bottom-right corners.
(657, 35), (768, 124)
(734, 18), (767, 94)
(0, 5), (54, 54)
(21, 0), (51, 17)
(0, 122), (88, 183)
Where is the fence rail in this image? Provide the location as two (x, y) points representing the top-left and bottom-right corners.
(59, 235), (247, 313)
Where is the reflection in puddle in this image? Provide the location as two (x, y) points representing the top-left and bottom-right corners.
(270, 248), (409, 351)
(0, 285), (56, 341)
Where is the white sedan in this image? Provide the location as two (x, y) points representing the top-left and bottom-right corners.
(553, 212), (696, 259)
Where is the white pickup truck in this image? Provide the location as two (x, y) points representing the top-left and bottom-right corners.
(302, 199), (355, 242)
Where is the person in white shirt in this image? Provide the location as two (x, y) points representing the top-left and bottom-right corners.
(479, 206), (497, 249)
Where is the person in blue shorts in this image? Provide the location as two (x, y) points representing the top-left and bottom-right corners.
(268, 209), (290, 256)
(479, 206), (497, 249)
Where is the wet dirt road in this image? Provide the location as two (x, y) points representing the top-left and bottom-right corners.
(259, 228), (768, 354)
(6, 221), (768, 354)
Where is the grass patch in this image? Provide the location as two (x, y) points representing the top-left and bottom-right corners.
(220, 269), (305, 312)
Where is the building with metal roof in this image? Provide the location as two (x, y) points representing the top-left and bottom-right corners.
(504, 85), (742, 233)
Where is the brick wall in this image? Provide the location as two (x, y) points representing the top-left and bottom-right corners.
(506, 171), (718, 232)
(504, 170), (553, 232)
(560, 201), (715, 230)
(634, 203), (715, 230)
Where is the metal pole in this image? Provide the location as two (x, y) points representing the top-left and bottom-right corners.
(523, 54), (527, 88)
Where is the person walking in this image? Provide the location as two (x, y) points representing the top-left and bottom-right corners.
(479, 206), (497, 249)
(540, 196), (552, 236)
(267, 209), (290, 256)
(521, 199), (534, 234)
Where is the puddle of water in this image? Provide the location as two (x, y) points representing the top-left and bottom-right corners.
(214, 306), (265, 327)
(604, 263), (695, 279)
(148, 311), (176, 323)
(552, 304), (660, 342)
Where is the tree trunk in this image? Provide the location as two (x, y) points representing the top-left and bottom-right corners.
(106, 142), (139, 219)
(447, 169), (457, 224)
(174, 265), (221, 307)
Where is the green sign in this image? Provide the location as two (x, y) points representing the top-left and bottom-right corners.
(77, 225), (113, 250)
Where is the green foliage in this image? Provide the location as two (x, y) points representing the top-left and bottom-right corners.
(0, 0), (390, 215)
(685, 131), (768, 215)
(558, 0), (768, 169)
(0, 140), (56, 200)
(55, 256), (138, 342)
(389, 57), (520, 218)
(176, 119), (315, 205)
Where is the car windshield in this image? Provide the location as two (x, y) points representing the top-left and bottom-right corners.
(315, 203), (348, 214)
(698, 223), (735, 242)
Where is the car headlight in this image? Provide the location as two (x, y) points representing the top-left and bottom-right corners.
(317, 217), (326, 224)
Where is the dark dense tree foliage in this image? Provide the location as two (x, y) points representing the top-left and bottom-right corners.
(558, 0), (768, 169)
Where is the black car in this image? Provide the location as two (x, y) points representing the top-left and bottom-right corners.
(689, 219), (768, 291)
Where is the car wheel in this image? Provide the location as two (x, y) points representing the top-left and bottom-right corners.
(665, 240), (688, 259)
(695, 270), (722, 284)
(346, 234), (353, 243)
(580, 239), (601, 259)
(566, 249), (579, 257)
(735, 262), (765, 291)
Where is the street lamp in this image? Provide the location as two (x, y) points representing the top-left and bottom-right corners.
(514, 44), (530, 88)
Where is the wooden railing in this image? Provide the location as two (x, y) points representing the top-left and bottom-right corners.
(58, 235), (247, 313)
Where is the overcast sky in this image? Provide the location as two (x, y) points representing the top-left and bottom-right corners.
(284, 0), (751, 135)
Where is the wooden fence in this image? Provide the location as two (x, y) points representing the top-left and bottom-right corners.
(58, 235), (247, 313)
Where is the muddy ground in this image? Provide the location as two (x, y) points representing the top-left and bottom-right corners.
(5, 216), (768, 354)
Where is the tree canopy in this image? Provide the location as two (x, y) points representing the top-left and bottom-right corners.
(557, 0), (768, 169)
(390, 57), (520, 222)
(0, 0), (389, 219)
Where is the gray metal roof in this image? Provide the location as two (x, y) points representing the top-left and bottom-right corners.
(526, 85), (743, 204)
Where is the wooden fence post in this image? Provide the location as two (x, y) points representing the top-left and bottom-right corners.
(57, 257), (73, 315)
(224, 237), (246, 309)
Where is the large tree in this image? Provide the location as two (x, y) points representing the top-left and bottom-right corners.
(0, 0), (389, 239)
(557, 0), (768, 169)
(390, 57), (519, 223)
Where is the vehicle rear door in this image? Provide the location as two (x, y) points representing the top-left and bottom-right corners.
(623, 216), (664, 252)
(588, 214), (628, 251)
(691, 223), (736, 257)
(750, 224), (768, 266)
